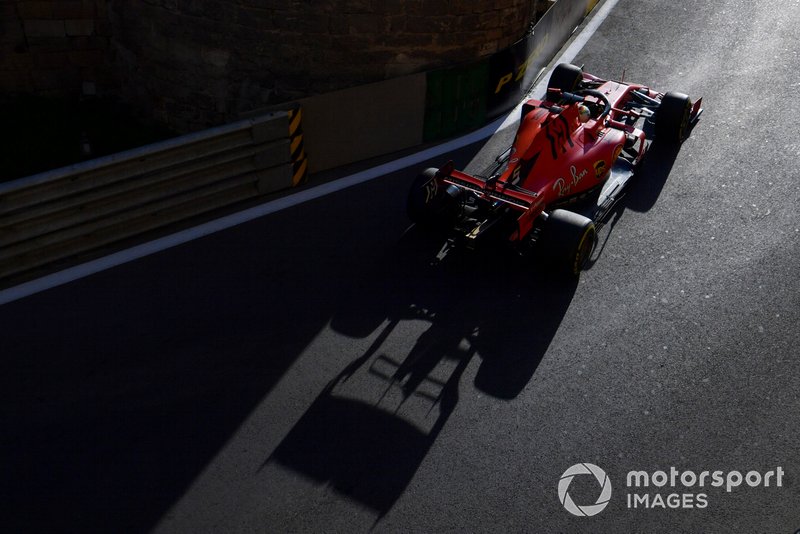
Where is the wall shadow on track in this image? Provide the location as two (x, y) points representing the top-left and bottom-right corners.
(0, 139), (487, 534)
(266, 225), (577, 517)
(0, 193), (414, 533)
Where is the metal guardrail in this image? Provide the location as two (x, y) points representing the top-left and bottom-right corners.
(0, 111), (295, 283)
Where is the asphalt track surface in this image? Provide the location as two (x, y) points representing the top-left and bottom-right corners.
(3, 0), (800, 532)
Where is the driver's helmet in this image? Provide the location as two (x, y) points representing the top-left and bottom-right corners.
(577, 104), (591, 123)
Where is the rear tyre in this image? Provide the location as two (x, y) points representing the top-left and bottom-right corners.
(538, 209), (596, 276)
(548, 63), (583, 93)
(407, 168), (460, 227)
(655, 91), (692, 144)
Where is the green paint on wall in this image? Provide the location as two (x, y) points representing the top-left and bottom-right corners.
(423, 61), (489, 142)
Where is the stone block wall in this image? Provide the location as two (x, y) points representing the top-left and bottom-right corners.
(2, 0), (555, 132)
(109, 0), (554, 132)
(0, 0), (112, 97)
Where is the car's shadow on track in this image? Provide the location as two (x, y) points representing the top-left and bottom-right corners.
(266, 225), (577, 517)
(586, 139), (684, 268)
(335, 224), (579, 400)
(626, 139), (684, 213)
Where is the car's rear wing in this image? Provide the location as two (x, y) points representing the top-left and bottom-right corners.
(441, 167), (538, 211)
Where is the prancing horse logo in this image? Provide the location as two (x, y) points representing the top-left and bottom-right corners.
(593, 160), (607, 179)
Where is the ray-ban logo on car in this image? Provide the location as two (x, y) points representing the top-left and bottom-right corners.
(558, 463), (612, 517)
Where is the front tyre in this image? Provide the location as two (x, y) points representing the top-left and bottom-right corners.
(538, 209), (596, 276)
(655, 92), (692, 144)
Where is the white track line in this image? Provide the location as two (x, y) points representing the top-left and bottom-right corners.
(0, 0), (618, 307)
(531, 0), (620, 98)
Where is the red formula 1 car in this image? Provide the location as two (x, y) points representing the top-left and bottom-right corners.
(408, 63), (703, 274)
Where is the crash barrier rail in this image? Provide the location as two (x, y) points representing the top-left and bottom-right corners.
(0, 110), (302, 284)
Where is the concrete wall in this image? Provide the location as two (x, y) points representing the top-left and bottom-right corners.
(298, 73), (427, 173)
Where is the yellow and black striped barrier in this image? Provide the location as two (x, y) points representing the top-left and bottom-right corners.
(288, 107), (309, 186)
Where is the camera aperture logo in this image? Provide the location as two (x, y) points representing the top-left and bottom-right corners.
(558, 463), (786, 516)
(558, 463), (612, 517)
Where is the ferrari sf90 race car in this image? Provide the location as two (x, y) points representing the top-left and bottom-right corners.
(407, 63), (703, 274)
